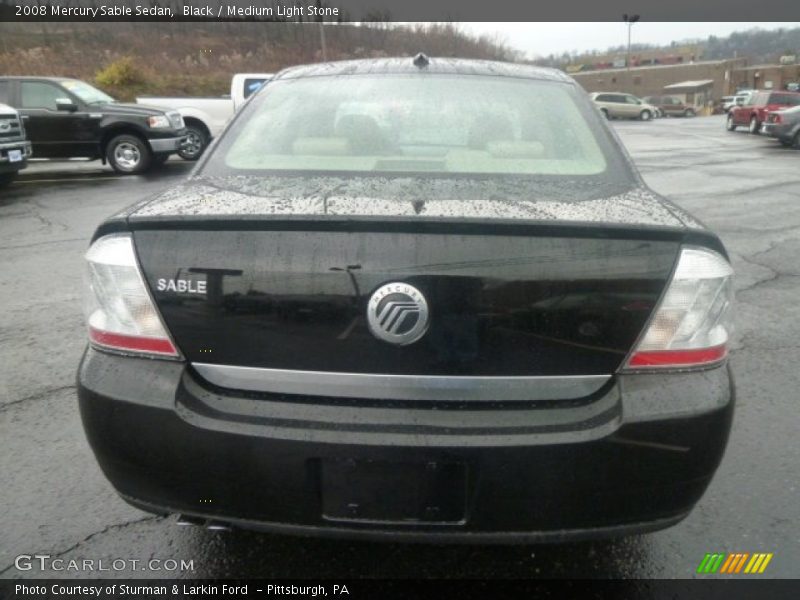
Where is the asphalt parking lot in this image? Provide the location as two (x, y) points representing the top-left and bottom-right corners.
(1, 116), (798, 580)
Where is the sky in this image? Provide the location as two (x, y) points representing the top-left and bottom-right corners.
(460, 23), (800, 59)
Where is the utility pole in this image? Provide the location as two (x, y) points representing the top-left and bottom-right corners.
(316, 0), (328, 62)
(623, 14), (640, 71)
(319, 20), (327, 61)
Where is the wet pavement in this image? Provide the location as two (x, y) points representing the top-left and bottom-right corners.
(1, 118), (798, 579)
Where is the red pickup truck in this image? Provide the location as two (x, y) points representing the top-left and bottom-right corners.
(726, 90), (800, 133)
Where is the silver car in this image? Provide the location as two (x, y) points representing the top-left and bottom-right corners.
(761, 105), (800, 147)
(590, 92), (658, 121)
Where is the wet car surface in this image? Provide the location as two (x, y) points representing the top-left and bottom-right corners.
(1, 116), (798, 578)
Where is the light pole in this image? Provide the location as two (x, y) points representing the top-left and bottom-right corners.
(623, 14), (640, 71)
(319, 19), (327, 62)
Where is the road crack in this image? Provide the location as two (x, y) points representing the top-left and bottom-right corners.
(0, 385), (77, 413)
(29, 198), (70, 233)
(732, 242), (800, 295)
(0, 237), (85, 251)
(0, 515), (162, 577)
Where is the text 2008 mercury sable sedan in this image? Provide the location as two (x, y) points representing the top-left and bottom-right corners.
(77, 56), (734, 542)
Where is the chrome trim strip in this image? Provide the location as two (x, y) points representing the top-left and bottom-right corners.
(191, 363), (611, 402)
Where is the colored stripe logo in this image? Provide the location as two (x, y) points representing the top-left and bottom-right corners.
(697, 553), (773, 574)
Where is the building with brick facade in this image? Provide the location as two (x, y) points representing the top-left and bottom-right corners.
(571, 58), (800, 103)
(729, 64), (800, 93)
(571, 59), (748, 101)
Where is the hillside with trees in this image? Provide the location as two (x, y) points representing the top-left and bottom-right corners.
(0, 21), (519, 100)
(535, 26), (800, 68)
(703, 27), (800, 62)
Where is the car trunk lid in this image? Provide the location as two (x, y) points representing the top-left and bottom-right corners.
(133, 225), (680, 378)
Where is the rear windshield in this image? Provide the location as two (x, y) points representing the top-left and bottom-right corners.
(243, 78), (269, 99)
(205, 74), (622, 178)
(769, 93), (800, 106)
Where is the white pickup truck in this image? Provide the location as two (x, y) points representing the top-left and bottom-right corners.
(137, 73), (272, 160)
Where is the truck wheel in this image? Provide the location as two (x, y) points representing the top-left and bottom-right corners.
(748, 116), (760, 134)
(0, 172), (16, 188)
(684, 108), (696, 117)
(639, 109), (652, 121)
(107, 135), (151, 174)
(726, 113), (737, 131)
(178, 126), (208, 161)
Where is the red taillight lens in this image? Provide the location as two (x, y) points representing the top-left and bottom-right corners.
(84, 234), (179, 358)
(88, 327), (177, 356)
(625, 247), (733, 370)
(628, 345), (727, 368)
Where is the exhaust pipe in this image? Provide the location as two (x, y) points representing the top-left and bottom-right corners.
(205, 520), (232, 532)
(176, 514), (205, 527)
(175, 514), (232, 531)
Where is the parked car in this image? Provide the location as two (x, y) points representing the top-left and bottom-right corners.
(78, 56), (734, 542)
(137, 72), (272, 160)
(589, 92), (658, 121)
(0, 77), (188, 174)
(0, 102), (33, 188)
(726, 90), (800, 134)
(721, 95), (747, 113)
(231, 73), (274, 110)
(761, 105), (800, 147)
(642, 95), (697, 117)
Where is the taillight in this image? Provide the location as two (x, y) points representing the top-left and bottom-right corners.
(83, 233), (179, 358)
(625, 246), (733, 370)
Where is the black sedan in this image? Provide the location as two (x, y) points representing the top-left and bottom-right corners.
(77, 56), (735, 542)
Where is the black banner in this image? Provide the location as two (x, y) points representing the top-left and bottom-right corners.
(2, 0), (800, 22)
(2, 579), (800, 600)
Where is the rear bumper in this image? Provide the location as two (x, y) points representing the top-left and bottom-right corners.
(77, 347), (735, 542)
(0, 139), (32, 173)
(760, 123), (795, 141)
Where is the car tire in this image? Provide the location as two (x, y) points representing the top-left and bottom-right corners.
(178, 125), (208, 161)
(107, 134), (151, 174)
(0, 172), (16, 188)
(601, 108), (610, 120)
(726, 113), (737, 131)
(684, 108), (696, 118)
(640, 110), (652, 121)
(793, 131), (800, 149)
(748, 116), (760, 134)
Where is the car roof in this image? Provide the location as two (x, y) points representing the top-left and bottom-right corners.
(272, 56), (573, 84)
(0, 76), (72, 81)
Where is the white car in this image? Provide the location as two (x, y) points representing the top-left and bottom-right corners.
(722, 94), (750, 113)
(230, 73), (273, 111)
(137, 72), (273, 160)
